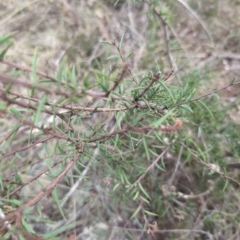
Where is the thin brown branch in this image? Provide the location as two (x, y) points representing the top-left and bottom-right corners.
(0, 126), (20, 144)
(112, 40), (137, 84)
(135, 72), (160, 100)
(146, 0), (174, 69)
(0, 151), (82, 228)
(128, 145), (172, 191)
(1, 88), (136, 113)
(0, 73), (69, 97)
(0, 69), (167, 112)
(20, 150), (82, 210)
(106, 65), (128, 96)
(0, 59), (56, 82)
(0, 88), (68, 121)
(89, 119), (182, 143)
(176, 81), (240, 107)
(0, 94), (79, 146)
(182, 143), (240, 187)
(0, 136), (54, 161)
(8, 158), (66, 197)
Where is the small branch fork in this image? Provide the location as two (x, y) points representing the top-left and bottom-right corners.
(134, 72), (161, 100)
(89, 119), (183, 143)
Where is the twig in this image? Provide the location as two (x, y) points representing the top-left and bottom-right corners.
(167, 145), (183, 185)
(0, 88), (135, 113)
(0, 73), (69, 97)
(112, 40), (137, 84)
(0, 136), (54, 161)
(146, 0), (175, 70)
(88, 119), (182, 143)
(0, 60), (56, 82)
(8, 158), (67, 197)
(134, 72), (160, 100)
(60, 161), (91, 208)
(162, 180), (215, 200)
(182, 143), (240, 187)
(128, 145), (171, 191)
(0, 88), (68, 121)
(176, 81), (240, 107)
(106, 65), (128, 96)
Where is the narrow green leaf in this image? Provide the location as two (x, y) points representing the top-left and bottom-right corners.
(0, 198), (22, 206)
(113, 183), (120, 191)
(120, 172), (124, 183)
(107, 55), (120, 60)
(5, 83), (12, 93)
(142, 137), (150, 161)
(0, 35), (12, 45)
(130, 205), (141, 219)
(34, 94), (47, 126)
(8, 128), (18, 145)
(114, 0), (121, 7)
(0, 42), (13, 60)
(31, 48), (38, 83)
(190, 139), (207, 162)
(231, 77), (236, 85)
(132, 190), (139, 201)
(159, 80), (175, 103)
(22, 217), (35, 233)
(222, 179), (228, 191)
(118, 32), (126, 50)
(180, 104), (193, 113)
(100, 40), (113, 45)
(71, 66), (77, 88)
(139, 183), (151, 199)
(83, 74), (90, 89)
(176, 88), (183, 103)
(8, 107), (23, 118)
(126, 52), (134, 59)
(56, 60), (65, 87)
(42, 221), (78, 238)
(185, 88), (196, 101)
(52, 188), (66, 220)
(198, 100), (213, 118)
(0, 101), (6, 110)
(114, 134), (119, 148)
(16, 152), (24, 161)
(144, 210), (158, 216)
(140, 195), (150, 204)
(31, 48), (38, 96)
(36, 203), (42, 216)
(122, 171), (131, 184)
(152, 108), (175, 127)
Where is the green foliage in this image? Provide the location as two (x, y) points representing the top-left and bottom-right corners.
(0, 34), (13, 60)
(0, 0), (239, 239)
